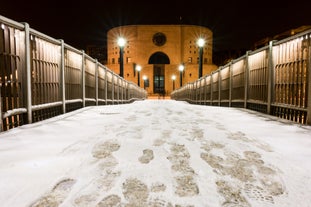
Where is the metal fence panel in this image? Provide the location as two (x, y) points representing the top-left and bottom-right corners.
(113, 75), (118, 102)
(272, 36), (309, 123)
(0, 23), (26, 130)
(64, 49), (82, 101)
(248, 50), (269, 103)
(205, 76), (211, 103)
(211, 72), (219, 105)
(30, 36), (61, 105)
(231, 59), (245, 102)
(98, 65), (106, 102)
(220, 66), (230, 102)
(106, 71), (113, 101)
(84, 58), (96, 102)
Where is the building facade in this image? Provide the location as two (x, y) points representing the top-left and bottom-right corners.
(106, 25), (218, 96)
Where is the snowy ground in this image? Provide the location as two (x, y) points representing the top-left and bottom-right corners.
(0, 100), (310, 207)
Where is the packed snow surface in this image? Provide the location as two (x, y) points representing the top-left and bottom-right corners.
(0, 100), (310, 207)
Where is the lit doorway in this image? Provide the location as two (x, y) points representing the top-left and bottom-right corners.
(153, 64), (165, 94)
(148, 52), (170, 94)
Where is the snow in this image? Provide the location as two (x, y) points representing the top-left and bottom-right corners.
(0, 100), (310, 207)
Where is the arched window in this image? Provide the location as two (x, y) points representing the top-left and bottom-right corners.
(148, 52), (170, 64)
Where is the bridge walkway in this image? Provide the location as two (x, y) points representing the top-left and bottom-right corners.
(0, 100), (310, 206)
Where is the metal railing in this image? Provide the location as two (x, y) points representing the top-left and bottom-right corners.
(0, 15), (147, 132)
(171, 30), (311, 125)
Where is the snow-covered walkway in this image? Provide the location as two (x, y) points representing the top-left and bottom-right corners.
(0, 100), (310, 207)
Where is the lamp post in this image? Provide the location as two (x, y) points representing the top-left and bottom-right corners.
(171, 75), (176, 90)
(178, 64), (184, 87)
(197, 38), (205, 78)
(117, 37), (126, 78)
(136, 65), (142, 86)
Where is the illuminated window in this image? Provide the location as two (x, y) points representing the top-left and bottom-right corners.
(188, 57), (192, 63)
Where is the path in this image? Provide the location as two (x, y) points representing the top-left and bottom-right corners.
(0, 100), (310, 207)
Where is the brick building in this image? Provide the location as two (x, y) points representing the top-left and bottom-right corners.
(105, 25), (218, 96)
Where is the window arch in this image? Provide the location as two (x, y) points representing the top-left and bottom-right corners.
(148, 52), (170, 64)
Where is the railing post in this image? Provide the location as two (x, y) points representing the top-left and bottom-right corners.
(201, 78), (204, 104)
(95, 60), (98, 106)
(229, 61), (233, 107)
(60, 39), (66, 113)
(210, 73), (213, 105)
(81, 50), (85, 107)
(112, 73), (114, 104)
(128, 83), (132, 101)
(195, 82), (197, 103)
(127, 81), (129, 101)
(0, 96), (3, 132)
(199, 80), (202, 103)
(124, 80), (127, 102)
(244, 50), (250, 109)
(117, 77), (120, 104)
(128, 82), (130, 101)
(267, 40), (275, 115)
(125, 81), (128, 102)
(104, 66), (108, 105)
(187, 84), (189, 101)
(307, 38), (311, 125)
(24, 23), (32, 124)
(121, 79), (124, 103)
(218, 67), (221, 106)
(188, 84), (191, 102)
(204, 76), (207, 104)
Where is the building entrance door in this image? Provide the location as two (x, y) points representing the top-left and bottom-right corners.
(153, 64), (165, 95)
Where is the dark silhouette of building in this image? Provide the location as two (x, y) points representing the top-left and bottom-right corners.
(86, 45), (107, 64)
(253, 25), (311, 49)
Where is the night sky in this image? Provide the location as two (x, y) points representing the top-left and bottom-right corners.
(1, 0), (311, 52)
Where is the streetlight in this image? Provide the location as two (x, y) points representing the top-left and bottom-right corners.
(197, 38), (205, 78)
(171, 75), (176, 90)
(117, 37), (126, 78)
(178, 64), (184, 87)
(136, 65), (142, 86)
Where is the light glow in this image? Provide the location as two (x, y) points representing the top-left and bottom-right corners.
(197, 38), (205, 47)
(117, 37), (126, 47)
(178, 64), (184, 72)
(136, 65), (142, 71)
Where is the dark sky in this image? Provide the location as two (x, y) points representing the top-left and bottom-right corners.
(1, 0), (311, 52)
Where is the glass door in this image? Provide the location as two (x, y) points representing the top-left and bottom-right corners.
(153, 64), (165, 94)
